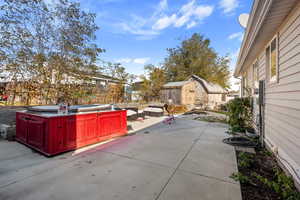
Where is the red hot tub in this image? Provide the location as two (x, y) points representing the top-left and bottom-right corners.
(16, 105), (127, 156)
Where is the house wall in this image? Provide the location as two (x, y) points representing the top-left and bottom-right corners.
(241, 2), (300, 184)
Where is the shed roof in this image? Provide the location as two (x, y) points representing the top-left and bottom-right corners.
(190, 75), (227, 94)
(163, 81), (190, 88)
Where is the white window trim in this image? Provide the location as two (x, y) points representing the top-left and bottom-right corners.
(266, 34), (279, 84)
(252, 59), (259, 88)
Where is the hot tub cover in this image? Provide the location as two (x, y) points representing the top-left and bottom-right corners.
(28, 104), (112, 113)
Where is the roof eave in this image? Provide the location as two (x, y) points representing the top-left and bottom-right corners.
(234, 0), (298, 77)
(234, 0), (265, 77)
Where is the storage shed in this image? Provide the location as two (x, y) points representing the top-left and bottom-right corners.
(189, 75), (228, 109)
(161, 81), (195, 105)
(161, 75), (227, 108)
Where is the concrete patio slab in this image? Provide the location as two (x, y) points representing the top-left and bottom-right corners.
(0, 140), (33, 161)
(99, 132), (196, 168)
(179, 139), (238, 184)
(199, 125), (231, 141)
(0, 117), (241, 200)
(158, 170), (242, 200)
(0, 151), (173, 200)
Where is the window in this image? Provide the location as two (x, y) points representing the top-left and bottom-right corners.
(244, 71), (248, 88)
(253, 61), (259, 89)
(243, 71), (252, 96)
(266, 37), (278, 83)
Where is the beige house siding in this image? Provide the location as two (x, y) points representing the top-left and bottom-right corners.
(264, 3), (300, 172)
(258, 51), (266, 80)
(240, 2), (300, 184)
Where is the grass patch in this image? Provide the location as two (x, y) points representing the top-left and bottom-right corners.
(208, 110), (228, 115)
(194, 116), (227, 124)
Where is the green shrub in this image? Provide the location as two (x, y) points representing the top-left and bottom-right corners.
(230, 172), (250, 184)
(252, 168), (300, 200)
(226, 97), (253, 132)
(238, 152), (254, 168)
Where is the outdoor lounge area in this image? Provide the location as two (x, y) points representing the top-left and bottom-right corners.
(0, 114), (242, 200)
(1, 0), (300, 199)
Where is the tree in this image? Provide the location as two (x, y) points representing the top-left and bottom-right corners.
(140, 64), (166, 102)
(0, 0), (103, 104)
(105, 62), (136, 102)
(164, 33), (230, 88)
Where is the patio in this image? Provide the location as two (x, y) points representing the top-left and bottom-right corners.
(0, 116), (241, 200)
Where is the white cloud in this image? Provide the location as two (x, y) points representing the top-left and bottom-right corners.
(219, 0), (239, 14)
(152, 14), (177, 30)
(154, 0), (213, 30)
(116, 57), (150, 65)
(179, 0), (195, 14)
(187, 21), (197, 29)
(119, 23), (159, 36)
(118, 0), (213, 39)
(116, 58), (132, 63)
(133, 57), (150, 64)
(228, 31), (244, 41)
(158, 0), (168, 11)
(174, 15), (189, 28)
(194, 6), (214, 19)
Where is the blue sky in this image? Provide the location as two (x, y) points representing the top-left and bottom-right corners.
(77, 0), (253, 88)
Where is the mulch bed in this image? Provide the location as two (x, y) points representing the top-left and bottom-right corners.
(235, 149), (300, 200)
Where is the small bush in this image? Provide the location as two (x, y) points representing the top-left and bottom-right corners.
(252, 168), (300, 200)
(226, 97), (253, 132)
(230, 172), (250, 184)
(238, 152), (254, 168)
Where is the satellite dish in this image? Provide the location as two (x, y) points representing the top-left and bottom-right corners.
(238, 13), (249, 29)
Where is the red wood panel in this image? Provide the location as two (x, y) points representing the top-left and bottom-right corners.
(16, 113), (28, 143)
(27, 118), (45, 149)
(98, 111), (126, 137)
(16, 110), (127, 156)
(75, 114), (98, 147)
(65, 116), (77, 149)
